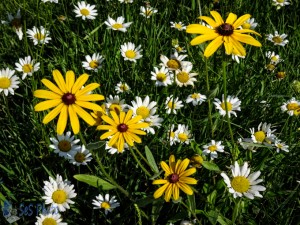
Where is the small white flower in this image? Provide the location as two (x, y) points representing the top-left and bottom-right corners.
(129, 95), (157, 120)
(120, 42), (143, 62)
(175, 64), (197, 87)
(265, 51), (283, 64)
(41, 0), (58, 3)
(250, 122), (276, 144)
(241, 18), (258, 29)
(115, 82), (130, 94)
(280, 97), (300, 116)
(92, 194), (120, 215)
(1, 8), (23, 40)
(266, 31), (288, 46)
(15, 56), (40, 79)
(105, 95), (128, 114)
(173, 44), (187, 53)
(73, 1), (98, 20)
(160, 51), (191, 71)
(165, 95), (184, 114)
(140, 6), (158, 18)
(68, 145), (92, 166)
(170, 22), (186, 31)
(0, 68), (19, 96)
(272, 0), (290, 9)
(186, 93), (206, 106)
(105, 141), (128, 154)
(274, 140), (289, 153)
(82, 53), (104, 72)
(214, 94), (241, 118)
(35, 212), (66, 225)
(104, 16), (132, 32)
(119, 0), (133, 3)
(150, 66), (173, 87)
(143, 115), (163, 134)
(174, 124), (192, 145)
(238, 138), (256, 152)
(27, 26), (51, 45)
(202, 140), (224, 159)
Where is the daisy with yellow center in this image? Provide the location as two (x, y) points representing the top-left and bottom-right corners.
(221, 161), (266, 199)
(214, 94), (241, 118)
(186, 11), (262, 57)
(250, 122), (276, 144)
(26, 26), (51, 45)
(0, 68), (19, 96)
(241, 18), (258, 30)
(34, 69), (105, 135)
(120, 42), (143, 62)
(170, 21), (187, 31)
(1, 8), (23, 40)
(160, 51), (191, 71)
(153, 155), (197, 202)
(150, 66), (173, 86)
(104, 16), (132, 32)
(266, 31), (288, 46)
(98, 109), (149, 152)
(175, 64), (198, 87)
(82, 53), (104, 72)
(202, 140), (224, 159)
(174, 124), (192, 145)
(165, 95), (184, 114)
(280, 97), (300, 116)
(92, 194), (120, 215)
(266, 51), (283, 65)
(272, 0), (290, 9)
(186, 93), (207, 106)
(105, 95), (127, 115)
(68, 145), (92, 166)
(168, 124), (177, 146)
(140, 6), (158, 18)
(42, 174), (77, 212)
(129, 95), (157, 120)
(73, 1), (98, 20)
(274, 140), (289, 153)
(115, 82), (131, 94)
(35, 212), (66, 225)
(15, 56), (40, 80)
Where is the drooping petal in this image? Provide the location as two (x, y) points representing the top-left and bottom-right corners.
(123, 132), (134, 146)
(232, 14), (251, 29)
(42, 103), (64, 124)
(231, 33), (262, 47)
(69, 105), (80, 134)
(75, 101), (103, 112)
(153, 183), (169, 199)
(177, 182), (193, 195)
(229, 36), (246, 56)
(53, 69), (68, 93)
(172, 184), (180, 200)
(75, 83), (100, 97)
(126, 131), (142, 143)
(117, 134), (125, 151)
(34, 90), (62, 99)
(57, 105), (68, 135)
(225, 13), (237, 24)
(190, 33), (219, 46)
(234, 29), (261, 36)
(71, 74), (89, 94)
(65, 70), (75, 93)
(72, 104), (96, 126)
(76, 94), (105, 102)
(34, 99), (62, 111)
(199, 16), (218, 28)
(203, 35), (224, 57)
(164, 184), (173, 202)
(224, 36), (233, 55)
(41, 79), (64, 95)
(186, 24), (215, 34)
(210, 11), (224, 26)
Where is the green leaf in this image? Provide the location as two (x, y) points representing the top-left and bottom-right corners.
(202, 161), (220, 171)
(187, 194), (196, 216)
(145, 146), (159, 174)
(217, 214), (233, 225)
(206, 210), (219, 225)
(86, 141), (106, 150)
(73, 174), (116, 190)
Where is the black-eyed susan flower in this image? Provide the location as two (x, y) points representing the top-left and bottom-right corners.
(221, 161), (266, 199)
(34, 69), (104, 135)
(186, 11), (262, 58)
(98, 109), (149, 152)
(92, 194), (120, 215)
(153, 155), (197, 202)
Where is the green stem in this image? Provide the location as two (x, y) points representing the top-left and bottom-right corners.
(133, 146), (152, 169)
(181, 201), (201, 224)
(205, 58), (214, 137)
(129, 147), (152, 177)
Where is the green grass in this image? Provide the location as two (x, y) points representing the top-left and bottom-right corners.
(1, 0), (300, 224)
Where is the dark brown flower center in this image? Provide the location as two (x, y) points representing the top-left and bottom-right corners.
(216, 23), (234, 36)
(117, 123), (128, 132)
(168, 173), (179, 183)
(62, 93), (76, 105)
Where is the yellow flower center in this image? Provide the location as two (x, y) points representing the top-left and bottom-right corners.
(277, 143), (283, 149)
(22, 64), (33, 73)
(175, 23), (182, 29)
(52, 190), (67, 204)
(272, 36), (283, 43)
(176, 71), (189, 83)
(167, 59), (180, 69)
(109, 104), (122, 114)
(266, 64), (276, 71)
(175, 46), (183, 52)
(80, 9), (90, 16)
(112, 23), (123, 29)
(231, 176), (250, 193)
(254, 131), (266, 143)
(220, 102), (233, 111)
(34, 33), (45, 40)
(208, 145), (217, 152)
(178, 133), (188, 142)
(156, 72), (167, 82)
(0, 77), (11, 89)
(167, 101), (176, 109)
(276, 72), (286, 79)
(136, 106), (150, 119)
(293, 108), (300, 116)
(119, 84), (128, 91)
(42, 218), (57, 225)
(242, 23), (251, 29)
(277, 0), (284, 3)
(101, 202), (111, 209)
(170, 131), (175, 138)
(191, 93), (200, 99)
(58, 140), (72, 152)
(125, 50), (136, 59)
(74, 152), (86, 162)
(89, 60), (99, 69)
(287, 103), (299, 110)
(271, 56), (278, 62)
(146, 10), (153, 16)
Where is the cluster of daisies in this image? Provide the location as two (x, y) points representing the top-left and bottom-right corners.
(35, 174), (119, 224)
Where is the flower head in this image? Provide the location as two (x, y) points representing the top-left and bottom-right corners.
(92, 194), (120, 215)
(120, 42), (143, 62)
(150, 66), (173, 86)
(27, 26), (51, 45)
(202, 140), (224, 159)
(115, 82), (131, 94)
(186, 11), (262, 57)
(221, 161), (266, 199)
(170, 22), (186, 31)
(15, 56), (40, 79)
(274, 140), (289, 153)
(265, 51), (283, 65)
(143, 115), (163, 134)
(160, 51), (191, 71)
(165, 95), (184, 114)
(241, 18), (258, 29)
(74, 1), (98, 20)
(35, 212), (66, 225)
(174, 124), (192, 144)
(186, 93), (207, 106)
(105, 95), (128, 115)
(129, 96), (157, 120)
(266, 31), (288, 46)
(175, 64), (197, 87)
(250, 122), (276, 144)
(153, 155), (197, 202)
(272, 0), (290, 9)
(140, 6), (158, 18)
(68, 145), (92, 166)
(105, 16), (132, 32)
(82, 53), (104, 72)
(0, 68), (19, 96)
(34, 70), (105, 134)
(1, 8), (23, 40)
(214, 94), (241, 117)
(281, 98), (300, 116)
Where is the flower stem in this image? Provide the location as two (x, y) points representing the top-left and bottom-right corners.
(133, 146), (152, 169)
(129, 147), (152, 177)
(205, 58), (214, 137)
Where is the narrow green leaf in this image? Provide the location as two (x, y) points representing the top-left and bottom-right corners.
(86, 141), (106, 150)
(145, 146), (159, 174)
(187, 194), (196, 216)
(206, 210), (219, 225)
(73, 174), (116, 190)
(202, 161), (220, 171)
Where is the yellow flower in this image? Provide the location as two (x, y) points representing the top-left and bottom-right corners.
(98, 110), (149, 152)
(34, 70), (104, 134)
(153, 155), (197, 202)
(186, 11), (261, 57)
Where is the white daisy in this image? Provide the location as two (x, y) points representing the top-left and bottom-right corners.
(35, 212), (66, 225)
(186, 93), (206, 106)
(119, 0), (133, 3)
(232, 54), (245, 63)
(105, 95), (128, 114)
(143, 115), (163, 134)
(175, 64), (197, 87)
(49, 131), (81, 158)
(73, 1), (98, 20)
(165, 95), (184, 114)
(266, 31), (288, 46)
(265, 51), (283, 65)
(173, 44), (187, 53)
(150, 66), (173, 87)
(140, 6), (158, 18)
(115, 82), (131, 94)
(42, 0), (58, 3)
(250, 122), (276, 144)
(160, 51), (191, 71)
(27, 26), (51, 45)
(1, 8), (23, 40)
(214, 95), (241, 118)
(202, 140), (224, 159)
(42, 174), (77, 212)
(68, 145), (92, 166)
(280, 97), (300, 116)
(120, 42), (143, 62)
(167, 124), (177, 146)
(92, 194), (120, 215)
(0, 68), (19, 96)
(15, 56), (40, 80)
(241, 18), (258, 29)
(274, 140), (289, 153)
(129, 95), (157, 120)
(82, 53), (104, 72)
(272, 0), (290, 9)
(221, 161), (266, 199)
(170, 22), (186, 31)
(174, 124), (192, 145)
(105, 141), (128, 154)
(104, 16), (132, 32)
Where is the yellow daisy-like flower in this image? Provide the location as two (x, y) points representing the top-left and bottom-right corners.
(98, 110), (149, 152)
(186, 11), (261, 57)
(153, 155), (197, 202)
(34, 70), (104, 135)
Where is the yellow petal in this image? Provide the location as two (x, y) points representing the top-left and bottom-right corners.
(41, 79), (64, 95)
(100, 130), (117, 140)
(177, 159), (190, 174)
(128, 128), (146, 135)
(110, 111), (120, 125)
(66, 70), (75, 93)
(210, 11), (224, 26)
(152, 179), (168, 185)
(177, 182), (193, 195)
(190, 33), (219, 46)
(169, 155), (176, 174)
(76, 83), (100, 97)
(108, 132), (120, 147)
(72, 104), (96, 126)
(179, 177), (198, 185)
(224, 36), (233, 55)
(126, 131), (142, 143)
(101, 114), (118, 127)
(225, 13), (237, 24)
(98, 124), (115, 131)
(231, 33), (262, 47)
(69, 104), (80, 134)
(76, 94), (105, 102)
(34, 99), (62, 111)
(204, 35), (224, 57)
(34, 90), (62, 99)
(179, 167), (197, 178)
(153, 183), (169, 199)
(174, 159), (182, 174)
(232, 14), (251, 29)
(57, 105), (68, 135)
(234, 29), (261, 36)
(164, 184), (173, 202)
(117, 134), (125, 151)
(53, 70), (68, 93)
(124, 110), (133, 124)
(186, 24), (214, 34)
(75, 101), (103, 112)
(123, 132), (134, 146)
(172, 184), (180, 200)
(119, 110), (125, 124)
(42, 103), (64, 124)
(127, 115), (143, 126)
(229, 36), (246, 56)
(71, 74), (89, 94)
(160, 161), (172, 175)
